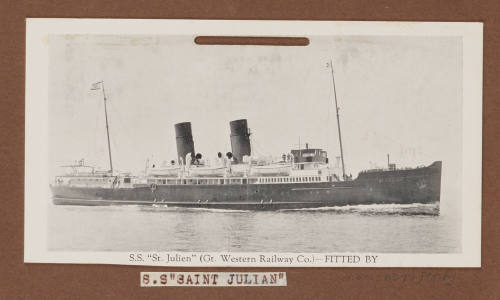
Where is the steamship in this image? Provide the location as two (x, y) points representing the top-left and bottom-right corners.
(50, 64), (442, 210)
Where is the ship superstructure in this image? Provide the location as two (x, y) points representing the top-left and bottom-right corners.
(51, 116), (441, 209)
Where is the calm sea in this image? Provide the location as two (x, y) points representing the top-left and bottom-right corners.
(48, 203), (461, 253)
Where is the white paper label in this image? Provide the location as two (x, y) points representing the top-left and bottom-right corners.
(140, 272), (287, 287)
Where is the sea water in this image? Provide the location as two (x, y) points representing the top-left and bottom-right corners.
(48, 203), (461, 253)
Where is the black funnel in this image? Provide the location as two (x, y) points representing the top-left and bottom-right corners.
(174, 122), (195, 164)
(229, 119), (251, 163)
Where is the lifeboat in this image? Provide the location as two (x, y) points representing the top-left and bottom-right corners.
(250, 163), (291, 176)
(188, 165), (226, 177)
(229, 164), (249, 177)
(147, 166), (181, 177)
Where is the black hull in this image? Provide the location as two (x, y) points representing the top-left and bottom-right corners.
(51, 161), (442, 210)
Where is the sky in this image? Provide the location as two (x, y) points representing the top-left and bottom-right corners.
(48, 34), (462, 215)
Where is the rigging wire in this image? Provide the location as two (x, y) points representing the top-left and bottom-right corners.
(248, 130), (272, 157)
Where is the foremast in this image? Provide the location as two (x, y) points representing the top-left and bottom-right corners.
(91, 81), (113, 174)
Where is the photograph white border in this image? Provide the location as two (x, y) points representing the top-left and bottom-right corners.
(25, 19), (482, 267)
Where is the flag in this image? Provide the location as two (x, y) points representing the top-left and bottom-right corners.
(90, 81), (102, 90)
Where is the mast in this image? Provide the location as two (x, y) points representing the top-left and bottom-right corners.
(101, 81), (113, 174)
(328, 59), (346, 180)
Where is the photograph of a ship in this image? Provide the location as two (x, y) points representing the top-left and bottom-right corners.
(51, 76), (442, 209)
(47, 34), (462, 253)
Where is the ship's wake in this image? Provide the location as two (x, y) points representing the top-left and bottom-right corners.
(279, 202), (440, 216)
(143, 202), (439, 215)
(143, 205), (250, 213)
(55, 202), (440, 216)
(115, 203), (439, 215)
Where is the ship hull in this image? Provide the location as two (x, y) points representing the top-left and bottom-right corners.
(51, 161), (442, 210)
